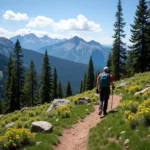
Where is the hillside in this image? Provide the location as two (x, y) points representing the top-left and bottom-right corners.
(38, 36), (111, 68)
(10, 33), (66, 50)
(0, 38), (88, 93)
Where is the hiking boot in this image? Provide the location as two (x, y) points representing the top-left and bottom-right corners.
(103, 112), (108, 116)
(98, 111), (102, 115)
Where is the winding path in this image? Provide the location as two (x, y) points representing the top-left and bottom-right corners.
(54, 94), (121, 150)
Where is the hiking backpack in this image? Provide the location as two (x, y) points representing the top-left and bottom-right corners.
(100, 73), (110, 88)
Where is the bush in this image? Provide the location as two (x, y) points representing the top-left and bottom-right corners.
(0, 128), (35, 150)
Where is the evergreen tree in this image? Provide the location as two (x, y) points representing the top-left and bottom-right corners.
(107, 52), (112, 73)
(12, 40), (24, 110)
(80, 80), (83, 93)
(126, 51), (135, 77)
(112, 0), (127, 80)
(130, 0), (149, 72)
(65, 81), (72, 97)
(8, 69), (17, 112)
(57, 80), (63, 98)
(0, 98), (3, 114)
(5, 53), (13, 111)
(23, 60), (37, 106)
(41, 50), (52, 103)
(86, 56), (95, 90)
(52, 68), (58, 100)
(83, 72), (87, 92)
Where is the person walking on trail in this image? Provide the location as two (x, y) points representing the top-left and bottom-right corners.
(96, 67), (115, 116)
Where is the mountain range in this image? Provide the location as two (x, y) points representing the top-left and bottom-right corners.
(0, 37), (88, 94)
(10, 34), (111, 68)
(10, 33), (66, 50)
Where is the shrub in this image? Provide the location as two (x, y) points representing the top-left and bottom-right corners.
(0, 128), (35, 150)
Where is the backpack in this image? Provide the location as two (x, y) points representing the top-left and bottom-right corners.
(100, 73), (110, 88)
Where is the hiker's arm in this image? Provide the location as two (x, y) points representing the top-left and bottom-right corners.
(96, 74), (100, 88)
(109, 75), (114, 87)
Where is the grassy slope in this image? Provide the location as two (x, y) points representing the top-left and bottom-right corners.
(88, 72), (150, 150)
(0, 89), (98, 150)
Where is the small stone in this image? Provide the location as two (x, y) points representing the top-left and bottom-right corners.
(147, 135), (150, 138)
(36, 141), (42, 145)
(56, 119), (59, 122)
(120, 131), (126, 134)
(125, 146), (130, 149)
(136, 130), (139, 132)
(5, 122), (15, 128)
(108, 127), (112, 130)
(124, 139), (130, 146)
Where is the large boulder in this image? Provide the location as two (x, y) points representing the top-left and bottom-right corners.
(134, 87), (150, 96)
(77, 97), (90, 104)
(116, 82), (128, 89)
(31, 121), (53, 132)
(47, 99), (71, 112)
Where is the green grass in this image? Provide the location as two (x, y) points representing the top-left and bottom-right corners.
(0, 89), (97, 150)
(88, 71), (150, 150)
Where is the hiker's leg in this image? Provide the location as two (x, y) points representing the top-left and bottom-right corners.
(103, 88), (110, 115)
(99, 89), (104, 112)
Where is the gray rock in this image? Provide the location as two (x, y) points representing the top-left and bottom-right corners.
(134, 87), (150, 96)
(36, 141), (42, 145)
(5, 122), (15, 128)
(77, 97), (90, 104)
(47, 99), (70, 112)
(120, 131), (126, 134)
(0, 114), (3, 117)
(117, 82), (128, 89)
(145, 84), (150, 88)
(31, 121), (53, 132)
(21, 107), (31, 112)
(124, 139), (130, 146)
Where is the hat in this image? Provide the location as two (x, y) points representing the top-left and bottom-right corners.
(104, 66), (109, 71)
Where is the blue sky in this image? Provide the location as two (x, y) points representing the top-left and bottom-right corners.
(0, 0), (139, 44)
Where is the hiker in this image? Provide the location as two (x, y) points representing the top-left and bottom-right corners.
(96, 67), (115, 116)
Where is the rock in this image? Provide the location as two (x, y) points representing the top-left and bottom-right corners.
(134, 87), (150, 96)
(125, 146), (130, 149)
(47, 99), (71, 112)
(147, 135), (150, 138)
(31, 121), (53, 132)
(145, 84), (150, 88)
(136, 130), (139, 132)
(0, 114), (3, 117)
(120, 131), (126, 134)
(36, 141), (42, 145)
(108, 127), (112, 130)
(21, 107), (31, 112)
(119, 137), (122, 140)
(5, 122), (15, 128)
(117, 82), (128, 89)
(77, 97), (90, 104)
(124, 139), (130, 146)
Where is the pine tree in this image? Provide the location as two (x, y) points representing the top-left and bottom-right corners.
(23, 60), (37, 106)
(86, 56), (95, 90)
(0, 98), (3, 114)
(5, 53), (13, 111)
(8, 69), (17, 112)
(41, 50), (52, 103)
(107, 52), (112, 73)
(57, 80), (63, 98)
(65, 81), (72, 97)
(80, 80), (83, 93)
(112, 0), (127, 80)
(130, 0), (149, 73)
(52, 68), (58, 100)
(126, 51), (135, 77)
(83, 72), (87, 92)
(12, 40), (24, 110)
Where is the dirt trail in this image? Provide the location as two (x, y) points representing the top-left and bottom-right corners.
(54, 94), (121, 150)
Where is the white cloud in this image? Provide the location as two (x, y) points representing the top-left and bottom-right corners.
(26, 14), (102, 32)
(26, 16), (53, 27)
(55, 14), (102, 32)
(3, 10), (29, 20)
(0, 28), (8, 36)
